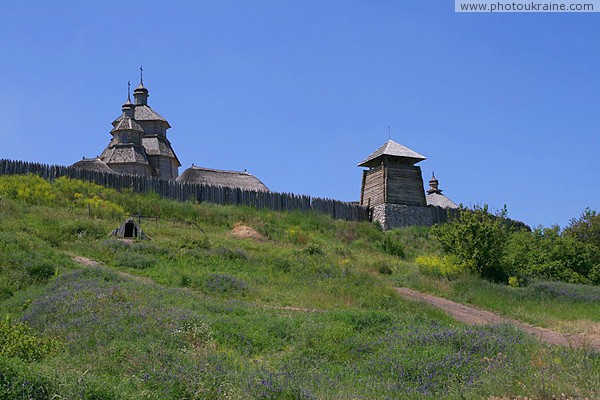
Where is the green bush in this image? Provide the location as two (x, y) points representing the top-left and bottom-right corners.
(379, 231), (405, 258)
(25, 261), (56, 282)
(0, 316), (59, 362)
(432, 205), (511, 282)
(0, 175), (55, 205)
(415, 255), (463, 280)
(377, 263), (393, 275)
(506, 226), (596, 284)
(177, 235), (211, 250)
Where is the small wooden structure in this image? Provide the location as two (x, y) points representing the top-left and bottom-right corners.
(110, 219), (148, 239)
(425, 172), (459, 209)
(359, 139), (427, 208)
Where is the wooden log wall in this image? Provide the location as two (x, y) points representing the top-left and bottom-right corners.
(385, 164), (427, 206)
(361, 166), (385, 207)
(0, 159), (370, 222)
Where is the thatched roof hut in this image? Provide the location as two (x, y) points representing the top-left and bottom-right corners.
(71, 157), (116, 173)
(177, 166), (269, 192)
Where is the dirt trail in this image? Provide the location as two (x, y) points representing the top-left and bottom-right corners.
(396, 287), (600, 351)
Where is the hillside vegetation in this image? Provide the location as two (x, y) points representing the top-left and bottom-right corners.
(0, 175), (598, 399)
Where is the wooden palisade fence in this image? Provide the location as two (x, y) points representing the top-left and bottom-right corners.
(0, 159), (371, 222)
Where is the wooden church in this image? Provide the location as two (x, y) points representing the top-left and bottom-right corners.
(73, 71), (268, 192)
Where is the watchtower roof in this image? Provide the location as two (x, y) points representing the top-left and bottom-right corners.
(358, 139), (426, 167)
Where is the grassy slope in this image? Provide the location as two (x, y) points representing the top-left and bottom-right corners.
(0, 178), (598, 399)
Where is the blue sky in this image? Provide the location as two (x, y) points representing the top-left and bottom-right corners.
(0, 1), (598, 228)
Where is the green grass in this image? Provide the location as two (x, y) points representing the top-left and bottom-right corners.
(0, 176), (598, 399)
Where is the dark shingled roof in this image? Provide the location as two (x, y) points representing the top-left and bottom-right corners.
(102, 145), (151, 165)
(359, 139), (426, 167)
(111, 117), (144, 133)
(177, 166), (269, 192)
(142, 136), (181, 166)
(113, 105), (171, 128)
(71, 157), (116, 173)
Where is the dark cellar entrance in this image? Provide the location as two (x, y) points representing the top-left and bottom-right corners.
(124, 221), (136, 238)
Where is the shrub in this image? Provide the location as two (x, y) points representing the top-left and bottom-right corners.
(564, 208), (600, 248)
(379, 232), (405, 258)
(203, 274), (248, 294)
(378, 263), (393, 275)
(0, 316), (59, 362)
(177, 235), (211, 250)
(432, 205), (511, 282)
(301, 242), (324, 255)
(25, 261), (56, 282)
(506, 226), (596, 284)
(0, 175), (55, 205)
(508, 275), (528, 287)
(415, 255), (463, 279)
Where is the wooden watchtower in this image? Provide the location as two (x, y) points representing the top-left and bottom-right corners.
(359, 139), (427, 208)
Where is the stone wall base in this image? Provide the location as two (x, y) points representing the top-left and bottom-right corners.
(372, 203), (434, 230)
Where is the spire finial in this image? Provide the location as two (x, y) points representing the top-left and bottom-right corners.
(427, 172), (441, 194)
(127, 81), (131, 102)
(388, 126), (391, 140)
(140, 65), (144, 85)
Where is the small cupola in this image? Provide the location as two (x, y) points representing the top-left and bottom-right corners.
(122, 81), (135, 118)
(427, 172), (442, 195)
(133, 66), (149, 105)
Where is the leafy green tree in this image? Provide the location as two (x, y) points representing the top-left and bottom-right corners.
(506, 226), (595, 284)
(432, 205), (511, 282)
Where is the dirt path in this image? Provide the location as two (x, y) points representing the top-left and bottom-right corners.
(396, 287), (600, 351)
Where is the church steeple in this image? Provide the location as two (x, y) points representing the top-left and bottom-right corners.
(122, 81), (135, 118)
(133, 66), (149, 105)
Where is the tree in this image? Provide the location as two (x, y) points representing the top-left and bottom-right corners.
(432, 205), (511, 282)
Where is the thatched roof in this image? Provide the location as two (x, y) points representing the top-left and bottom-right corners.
(177, 166), (269, 192)
(426, 193), (459, 209)
(359, 140), (426, 167)
(71, 157), (116, 173)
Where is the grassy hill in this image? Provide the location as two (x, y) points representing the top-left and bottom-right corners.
(0, 175), (598, 399)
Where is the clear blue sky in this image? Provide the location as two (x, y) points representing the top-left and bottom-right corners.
(1, 1), (598, 228)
